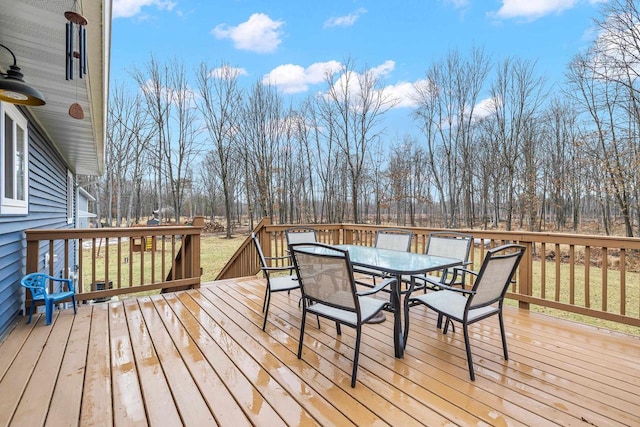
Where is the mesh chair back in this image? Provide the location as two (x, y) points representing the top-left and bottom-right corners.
(426, 232), (472, 260)
(251, 233), (269, 270)
(291, 244), (358, 312)
(469, 244), (525, 308)
(285, 227), (318, 245)
(375, 228), (413, 252)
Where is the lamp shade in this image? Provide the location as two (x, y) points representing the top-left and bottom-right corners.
(0, 44), (46, 106)
(0, 64), (46, 106)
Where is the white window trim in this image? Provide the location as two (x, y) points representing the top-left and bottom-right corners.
(0, 102), (29, 215)
(67, 170), (74, 224)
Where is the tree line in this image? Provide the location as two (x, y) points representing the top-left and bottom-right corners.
(88, 0), (640, 238)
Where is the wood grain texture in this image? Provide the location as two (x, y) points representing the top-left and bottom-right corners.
(0, 277), (638, 426)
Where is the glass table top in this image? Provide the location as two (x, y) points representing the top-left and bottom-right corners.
(292, 243), (462, 275)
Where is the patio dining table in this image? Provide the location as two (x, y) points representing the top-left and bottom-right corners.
(334, 244), (462, 358)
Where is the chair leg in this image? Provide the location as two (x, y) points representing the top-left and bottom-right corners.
(27, 301), (34, 324)
(442, 317), (455, 334)
(463, 323), (475, 381)
(301, 298), (321, 329)
(443, 316), (451, 334)
(351, 326), (362, 388)
(45, 300), (54, 325)
(499, 311), (509, 360)
(336, 322), (342, 335)
(72, 295), (77, 315)
(297, 309), (307, 359)
(261, 285), (269, 313)
(262, 290), (271, 331)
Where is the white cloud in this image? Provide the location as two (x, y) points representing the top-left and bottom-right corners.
(371, 60), (395, 78)
(139, 79), (198, 106)
(492, 0), (578, 21)
(213, 13), (285, 53)
(472, 96), (500, 120)
(323, 8), (367, 28)
(263, 61), (342, 94)
(210, 66), (248, 79)
(382, 80), (501, 118)
(112, 0), (176, 19)
(383, 81), (422, 108)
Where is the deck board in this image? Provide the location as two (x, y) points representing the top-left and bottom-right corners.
(121, 298), (183, 427)
(0, 276), (639, 426)
(46, 307), (92, 427)
(80, 303), (112, 427)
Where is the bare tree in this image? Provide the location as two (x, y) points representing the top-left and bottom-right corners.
(294, 100), (319, 223)
(484, 57), (547, 230)
(132, 57), (201, 222)
(567, 49), (636, 236)
(132, 56), (169, 222)
(105, 82), (155, 226)
(239, 80), (284, 220)
(413, 47), (491, 228)
(196, 63), (243, 237)
(166, 61), (201, 221)
(322, 57), (397, 223)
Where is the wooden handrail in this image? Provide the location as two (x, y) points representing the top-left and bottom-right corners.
(218, 219), (640, 328)
(25, 217), (205, 303)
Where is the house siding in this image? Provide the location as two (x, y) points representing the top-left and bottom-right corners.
(0, 115), (73, 337)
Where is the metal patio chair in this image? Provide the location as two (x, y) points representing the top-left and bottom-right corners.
(290, 242), (387, 387)
(252, 232), (300, 331)
(410, 231), (473, 292)
(285, 226), (318, 246)
(354, 228), (413, 288)
(405, 244), (525, 380)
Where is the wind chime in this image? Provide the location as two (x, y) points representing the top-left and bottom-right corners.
(65, 1), (87, 119)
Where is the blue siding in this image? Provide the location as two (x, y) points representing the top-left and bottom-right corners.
(0, 111), (73, 337)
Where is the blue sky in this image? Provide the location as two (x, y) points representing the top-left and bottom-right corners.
(110, 0), (606, 137)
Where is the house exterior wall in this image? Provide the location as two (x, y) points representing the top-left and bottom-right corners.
(0, 113), (73, 337)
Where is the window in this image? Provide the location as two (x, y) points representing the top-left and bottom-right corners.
(0, 102), (28, 215)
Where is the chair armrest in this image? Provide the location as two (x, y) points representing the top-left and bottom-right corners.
(264, 255), (291, 262)
(50, 277), (75, 293)
(357, 277), (395, 296)
(433, 283), (475, 294)
(261, 265), (295, 273)
(411, 274), (442, 286)
(451, 267), (478, 277)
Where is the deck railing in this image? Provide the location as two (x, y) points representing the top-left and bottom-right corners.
(25, 217), (204, 303)
(217, 219), (640, 328)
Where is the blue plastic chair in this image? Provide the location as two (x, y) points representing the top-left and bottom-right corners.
(20, 273), (77, 325)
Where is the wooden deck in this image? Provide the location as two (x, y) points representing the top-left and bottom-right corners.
(1, 277), (639, 426)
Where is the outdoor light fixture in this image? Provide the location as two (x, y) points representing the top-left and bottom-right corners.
(0, 44), (46, 106)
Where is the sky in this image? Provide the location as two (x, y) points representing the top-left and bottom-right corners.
(109, 0), (608, 139)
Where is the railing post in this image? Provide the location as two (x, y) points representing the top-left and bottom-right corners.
(518, 240), (533, 310)
(26, 236), (39, 274)
(192, 216), (204, 287)
(259, 218), (273, 260)
(342, 225), (354, 245)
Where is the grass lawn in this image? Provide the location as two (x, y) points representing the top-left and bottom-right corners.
(200, 233), (246, 282)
